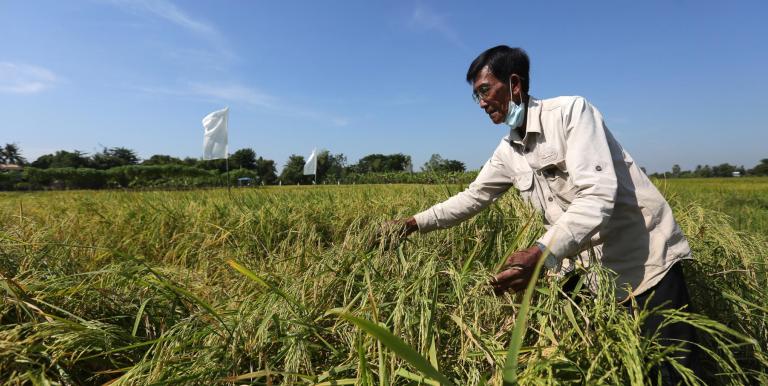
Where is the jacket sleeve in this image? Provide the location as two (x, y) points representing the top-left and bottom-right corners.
(536, 97), (618, 259)
(414, 145), (514, 232)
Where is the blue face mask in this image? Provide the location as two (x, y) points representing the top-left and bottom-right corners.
(504, 79), (525, 129)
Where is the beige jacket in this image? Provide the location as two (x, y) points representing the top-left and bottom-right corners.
(414, 96), (692, 300)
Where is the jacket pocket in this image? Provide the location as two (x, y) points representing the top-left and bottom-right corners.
(539, 159), (579, 208)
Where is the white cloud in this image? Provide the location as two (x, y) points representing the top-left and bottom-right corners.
(188, 82), (276, 108)
(289, 107), (350, 127)
(137, 1), (217, 37)
(165, 48), (236, 70)
(104, 0), (235, 62)
(410, 5), (466, 49)
(131, 82), (349, 127)
(106, 0), (218, 39)
(387, 95), (424, 106)
(126, 82), (274, 107)
(0, 62), (58, 94)
(331, 117), (350, 126)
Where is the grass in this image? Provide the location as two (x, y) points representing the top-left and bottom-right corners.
(0, 180), (767, 385)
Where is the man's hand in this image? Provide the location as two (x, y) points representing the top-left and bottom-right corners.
(394, 217), (419, 238)
(491, 245), (543, 295)
(373, 217), (418, 248)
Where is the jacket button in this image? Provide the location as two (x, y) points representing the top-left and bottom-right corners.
(595, 165), (602, 171)
(547, 197), (553, 202)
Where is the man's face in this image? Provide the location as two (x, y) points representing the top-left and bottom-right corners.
(472, 66), (511, 124)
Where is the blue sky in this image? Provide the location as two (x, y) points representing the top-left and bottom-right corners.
(1, 0), (766, 173)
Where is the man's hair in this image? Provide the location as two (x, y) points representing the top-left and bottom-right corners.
(466, 45), (530, 93)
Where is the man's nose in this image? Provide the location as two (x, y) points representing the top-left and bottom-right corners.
(478, 99), (489, 108)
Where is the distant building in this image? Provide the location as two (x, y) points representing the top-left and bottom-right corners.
(732, 171), (742, 177)
(0, 164), (23, 171)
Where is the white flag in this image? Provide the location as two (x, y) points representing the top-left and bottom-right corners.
(202, 107), (229, 160)
(303, 148), (317, 175)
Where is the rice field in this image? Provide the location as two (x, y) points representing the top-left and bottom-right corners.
(657, 177), (768, 235)
(1, 179), (767, 385)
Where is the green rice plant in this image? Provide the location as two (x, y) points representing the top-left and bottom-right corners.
(501, 242), (548, 385)
(331, 311), (455, 386)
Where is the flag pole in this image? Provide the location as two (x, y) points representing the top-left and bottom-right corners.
(226, 153), (231, 193)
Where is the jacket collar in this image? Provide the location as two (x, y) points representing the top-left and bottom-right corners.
(504, 96), (541, 145)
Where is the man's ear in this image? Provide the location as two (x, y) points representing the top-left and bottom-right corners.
(509, 74), (521, 99)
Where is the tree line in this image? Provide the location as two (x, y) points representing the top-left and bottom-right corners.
(0, 143), (468, 190)
(2, 143), (766, 191)
(648, 161), (768, 179)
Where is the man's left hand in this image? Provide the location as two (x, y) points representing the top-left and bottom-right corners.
(492, 245), (543, 295)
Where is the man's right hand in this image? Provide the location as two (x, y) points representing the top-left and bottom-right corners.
(374, 216), (418, 248)
(400, 217), (419, 237)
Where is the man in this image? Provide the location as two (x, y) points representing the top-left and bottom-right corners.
(396, 45), (697, 381)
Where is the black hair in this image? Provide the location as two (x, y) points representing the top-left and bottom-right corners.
(466, 45), (530, 93)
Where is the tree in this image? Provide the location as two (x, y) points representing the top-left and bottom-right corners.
(671, 164), (681, 178)
(0, 143), (27, 165)
(143, 155), (182, 165)
(694, 165), (713, 178)
(317, 151), (347, 182)
(280, 155), (310, 184)
(91, 147), (139, 169)
(422, 154), (444, 172)
(383, 153), (410, 172)
(196, 158), (228, 172)
(750, 159), (768, 176)
(255, 157), (278, 184)
(31, 154), (53, 169)
(109, 147), (139, 165)
(32, 150), (91, 169)
(230, 148), (257, 170)
(422, 153), (466, 173)
(350, 154), (385, 173)
(350, 153), (410, 173)
(712, 163), (737, 177)
(441, 159), (466, 172)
